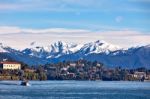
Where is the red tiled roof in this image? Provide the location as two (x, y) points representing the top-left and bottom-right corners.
(0, 61), (20, 64)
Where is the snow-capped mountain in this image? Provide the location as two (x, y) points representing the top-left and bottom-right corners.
(48, 41), (79, 58)
(22, 42), (48, 59)
(22, 40), (121, 58)
(0, 40), (150, 68)
(22, 41), (82, 58)
(0, 43), (49, 65)
(84, 45), (150, 68)
(0, 43), (9, 53)
(77, 40), (121, 55)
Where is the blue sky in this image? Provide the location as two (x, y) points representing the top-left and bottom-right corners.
(0, 0), (150, 49)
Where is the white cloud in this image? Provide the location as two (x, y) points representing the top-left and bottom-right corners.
(0, 26), (149, 49)
(0, 26), (21, 34)
(0, 26), (89, 34)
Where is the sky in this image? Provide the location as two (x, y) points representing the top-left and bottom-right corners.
(0, 0), (150, 49)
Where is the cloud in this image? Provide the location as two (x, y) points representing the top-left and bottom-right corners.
(0, 26), (149, 49)
(0, 26), (21, 34)
(0, 26), (89, 34)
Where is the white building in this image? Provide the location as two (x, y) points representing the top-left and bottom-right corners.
(134, 72), (146, 78)
(69, 63), (76, 67)
(0, 62), (21, 70)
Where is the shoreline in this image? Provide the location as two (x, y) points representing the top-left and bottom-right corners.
(1, 79), (150, 82)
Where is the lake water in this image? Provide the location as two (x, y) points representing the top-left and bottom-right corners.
(0, 81), (150, 99)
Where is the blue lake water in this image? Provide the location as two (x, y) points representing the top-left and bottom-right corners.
(0, 81), (150, 99)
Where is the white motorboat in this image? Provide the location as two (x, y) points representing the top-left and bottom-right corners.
(20, 80), (30, 86)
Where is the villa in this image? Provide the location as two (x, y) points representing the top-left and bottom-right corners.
(0, 61), (21, 70)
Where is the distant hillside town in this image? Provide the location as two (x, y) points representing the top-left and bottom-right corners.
(0, 60), (150, 81)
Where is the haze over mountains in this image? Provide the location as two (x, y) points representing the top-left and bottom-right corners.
(0, 40), (150, 68)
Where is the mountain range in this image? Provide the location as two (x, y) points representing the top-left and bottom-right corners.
(0, 40), (150, 68)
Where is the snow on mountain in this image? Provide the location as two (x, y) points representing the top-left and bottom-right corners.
(50, 41), (77, 54)
(22, 43), (48, 58)
(0, 43), (9, 53)
(78, 40), (121, 55)
(69, 44), (83, 53)
(22, 41), (80, 58)
(21, 40), (121, 58)
(144, 44), (150, 48)
(29, 41), (45, 53)
(0, 42), (49, 65)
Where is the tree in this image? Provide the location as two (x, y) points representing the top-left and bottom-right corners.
(68, 66), (77, 73)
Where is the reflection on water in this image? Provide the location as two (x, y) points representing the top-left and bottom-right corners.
(0, 81), (150, 99)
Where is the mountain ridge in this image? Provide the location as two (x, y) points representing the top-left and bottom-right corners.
(0, 40), (150, 68)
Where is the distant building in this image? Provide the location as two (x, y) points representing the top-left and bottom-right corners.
(134, 72), (146, 78)
(78, 63), (84, 67)
(96, 63), (101, 67)
(69, 63), (76, 67)
(24, 68), (35, 73)
(0, 61), (21, 70)
(67, 73), (75, 78)
(146, 74), (150, 80)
